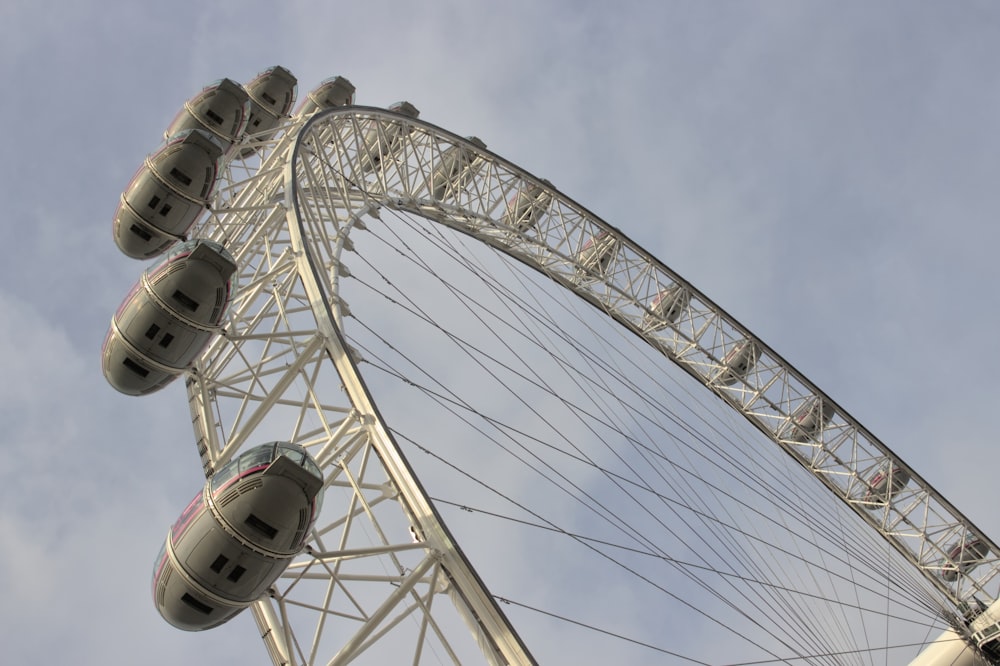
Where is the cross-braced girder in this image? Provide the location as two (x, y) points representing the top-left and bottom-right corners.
(294, 108), (1000, 604)
(178, 105), (999, 662)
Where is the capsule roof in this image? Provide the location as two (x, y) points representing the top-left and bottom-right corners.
(464, 136), (487, 150)
(245, 66), (298, 119)
(297, 76), (356, 116)
(207, 441), (324, 553)
(387, 101), (420, 118)
(165, 78), (251, 146)
(211, 442), (322, 497)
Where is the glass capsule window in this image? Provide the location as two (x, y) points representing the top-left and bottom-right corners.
(151, 540), (168, 593)
(170, 491), (206, 540)
(210, 458), (240, 494)
(240, 444), (276, 473)
(158, 238), (234, 269)
(211, 442), (322, 494)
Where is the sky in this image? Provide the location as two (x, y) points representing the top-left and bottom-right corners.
(3, 1), (1000, 664)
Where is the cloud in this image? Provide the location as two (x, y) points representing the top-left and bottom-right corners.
(4, 1), (1000, 663)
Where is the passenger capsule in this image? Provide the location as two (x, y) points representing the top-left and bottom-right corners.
(642, 285), (690, 331)
(503, 179), (553, 233)
(577, 231), (618, 278)
(152, 442), (324, 630)
(113, 130), (225, 259)
(238, 66), (298, 155)
(860, 460), (910, 508)
(295, 75), (356, 116)
(712, 339), (760, 386)
(357, 101), (420, 173)
(164, 78), (251, 149)
(940, 532), (989, 582)
(102, 240), (236, 396)
(430, 137), (487, 200)
(779, 397), (834, 443)
(244, 66), (297, 130)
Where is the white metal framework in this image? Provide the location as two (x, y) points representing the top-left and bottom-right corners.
(178, 105), (1000, 664)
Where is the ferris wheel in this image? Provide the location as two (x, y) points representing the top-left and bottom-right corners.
(102, 67), (1000, 665)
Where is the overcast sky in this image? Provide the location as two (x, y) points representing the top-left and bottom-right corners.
(3, 1), (1000, 664)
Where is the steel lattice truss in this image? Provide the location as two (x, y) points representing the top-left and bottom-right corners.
(181, 106), (1000, 663)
